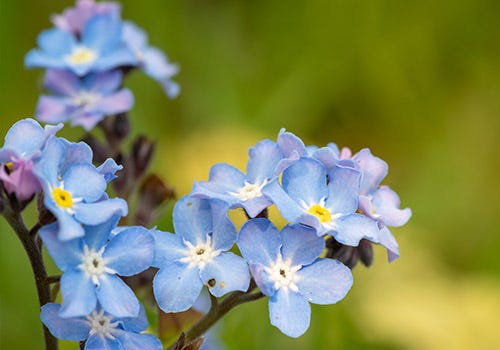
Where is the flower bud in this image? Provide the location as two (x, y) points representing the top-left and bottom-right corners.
(134, 174), (175, 226)
(131, 135), (155, 178)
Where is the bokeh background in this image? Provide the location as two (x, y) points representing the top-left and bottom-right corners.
(1, 0), (500, 349)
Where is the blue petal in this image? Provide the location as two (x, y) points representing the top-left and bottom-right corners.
(59, 139), (93, 167)
(173, 196), (213, 242)
(122, 21), (148, 50)
(240, 194), (274, 219)
(84, 69), (123, 93)
(40, 303), (89, 341)
(312, 146), (340, 172)
(39, 222), (82, 270)
(96, 274), (140, 317)
(2, 119), (46, 158)
(142, 47), (178, 80)
(353, 148), (388, 195)
(237, 219), (281, 266)
(43, 69), (80, 95)
(269, 289), (311, 338)
(62, 163), (106, 202)
(372, 186), (412, 227)
(86, 334), (121, 350)
(74, 198), (128, 225)
(282, 158), (328, 205)
(151, 229), (186, 268)
(34, 136), (65, 184)
(94, 46), (138, 71)
(296, 259), (353, 304)
(119, 304), (148, 332)
(200, 252), (250, 297)
(114, 330), (163, 350)
(326, 165), (360, 215)
(51, 209), (85, 241)
(377, 226), (400, 262)
(153, 262), (203, 313)
(246, 139), (283, 183)
(97, 158), (123, 183)
(37, 28), (75, 55)
(83, 215), (120, 251)
(104, 226), (154, 276)
(59, 269), (96, 317)
(82, 15), (121, 52)
(36, 95), (70, 124)
(277, 129), (307, 158)
(93, 88), (134, 115)
(280, 224), (324, 267)
(25, 49), (65, 69)
(262, 180), (307, 223)
(333, 214), (379, 246)
(249, 263), (276, 296)
(192, 163), (245, 197)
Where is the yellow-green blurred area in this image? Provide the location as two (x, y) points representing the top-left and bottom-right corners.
(1, 0), (500, 349)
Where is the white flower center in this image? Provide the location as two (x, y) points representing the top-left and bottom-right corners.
(264, 254), (301, 292)
(79, 245), (115, 285)
(65, 46), (98, 66)
(179, 234), (220, 269)
(229, 179), (268, 201)
(70, 91), (100, 110)
(87, 309), (119, 339)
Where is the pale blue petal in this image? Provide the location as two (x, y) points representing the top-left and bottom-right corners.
(104, 227), (154, 276)
(25, 50), (64, 69)
(74, 198), (128, 225)
(296, 259), (353, 304)
(94, 46), (138, 71)
(269, 289), (311, 338)
(119, 304), (148, 332)
(37, 28), (75, 55)
(36, 95), (70, 124)
(59, 269), (96, 317)
(326, 165), (360, 214)
(82, 15), (121, 51)
(83, 215), (120, 251)
(43, 69), (80, 95)
(280, 224), (324, 267)
(142, 47), (178, 80)
(312, 146), (340, 172)
(282, 158), (327, 205)
(210, 199), (237, 251)
(59, 139), (93, 167)
(40, 303), (89, 341)
(246, 139), (283, 183)
(240, 194), (273, 219)
(86, 335), (121, 350)
(62, 163), (106, 202)
(122, 21), (148, 50)
(39, 222), (82, 270)
(173, 196), (213, 242)
(93, 89), (134, 115)
(200, 252), (250, 297)
(151, 229), (186, 268)
(353, 148), (388, 195)
(194, 163), (246, 195)
(52, 209), (85, 241)
(97, 158), (123, 183)
(262, 180), (306, 223)
(377, 226), (400, 262)
(333, 214), (379, 246)
(153, 262), (203, 313)
(249, 263), (275, 296)
(3, 119), (46, 159)
(84, 69), (123, 93)
(96, 274), (139, 317)
(277, 129), (307, 158)
(114, 330), (162, 350)
(237, 218), (281, 266)
(372, 186), (412, 227)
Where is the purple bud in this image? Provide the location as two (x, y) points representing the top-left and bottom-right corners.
(131, 135), (155, 178)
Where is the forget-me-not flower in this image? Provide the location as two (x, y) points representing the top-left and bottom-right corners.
(34, 136), (127, 240)
(39, 216), (154, 317)
(191, 139), (283, 218)
(0, 118), (62, 201)
(152, 196), (250, 313)
(122, 20), (180, 98)
(238, 219), (353, 337)
(263, 157), (379, 246)
(41, 302), (162, 350)
(36, 69), (134, 131)
(25, 14), (136, 76)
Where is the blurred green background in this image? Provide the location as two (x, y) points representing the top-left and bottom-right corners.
(1, 0), (500, 349)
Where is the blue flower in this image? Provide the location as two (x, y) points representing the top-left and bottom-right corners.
(0, 118), (62, 201)
(237, 219), (353, 337)
(34, 136), (127, 240)
(36, 69), (134, 131)
(152, 196), (250, 313)
(41, 302), (162, 350)
(263, 157), (379, 246)
(39, 216), (154, 317)
(191, 139), (283, 218)
(122, 20), (180, 98)
(25, 14), (137, 76)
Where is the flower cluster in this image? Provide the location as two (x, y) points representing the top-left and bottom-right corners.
(26, 0), (179, 130)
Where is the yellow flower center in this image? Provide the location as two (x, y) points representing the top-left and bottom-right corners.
(5, 162), (13, 172)
(308, 204), (332, 223)
(66, 47), (97, 66)
(52, 188), (73, 209)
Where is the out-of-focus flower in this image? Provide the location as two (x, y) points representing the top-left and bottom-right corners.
(25, 14), (136, 76)
(122, 21), (179, 98)
(41, 303), (162, 350)
(238, 219), (353, 337)
(40, 216), (154, 317)
(34, 136), (127, 240)
(191, 139), (283, 218)
(36, 69), (133, 131)
(0, 118), (62, 201)
(263, 157), (379, 246)
(152, 196), (250, 313)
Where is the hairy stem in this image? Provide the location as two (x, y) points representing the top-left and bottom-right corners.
(2, 210), (58, 350)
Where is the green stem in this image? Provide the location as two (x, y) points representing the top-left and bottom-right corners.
(2, 210), (58, 350)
